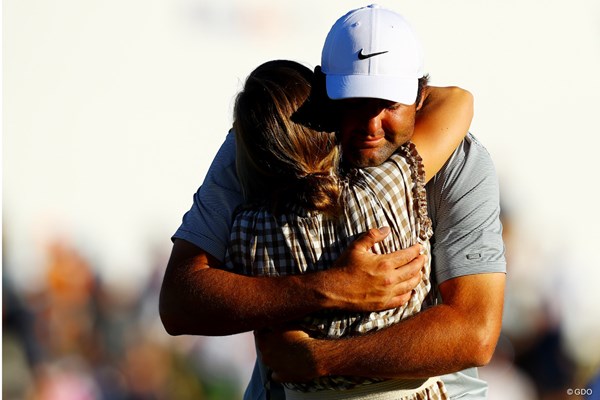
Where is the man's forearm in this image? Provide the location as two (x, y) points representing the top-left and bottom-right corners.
(159, 233), (424, 337)
(258, 273), (505, 382)
(312, 305), (486, 379)
(160, 249), (329, 336)
(311, 273), (505, 379)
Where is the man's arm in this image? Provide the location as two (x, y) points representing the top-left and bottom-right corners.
(159, 132), (425, 337)
(159, 228), (425, 336)
(256, 272), (505, 381)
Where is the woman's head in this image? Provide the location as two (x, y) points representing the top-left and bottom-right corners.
(234, 60), (341, 215)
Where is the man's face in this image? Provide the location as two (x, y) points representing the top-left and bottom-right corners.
(337, 98), (417, 168)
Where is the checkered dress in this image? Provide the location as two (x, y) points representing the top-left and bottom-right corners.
(226, 143), (440, 394)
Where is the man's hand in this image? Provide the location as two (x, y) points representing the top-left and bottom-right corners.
(321, 227), (425, 312)
(255, 326), (320, 383)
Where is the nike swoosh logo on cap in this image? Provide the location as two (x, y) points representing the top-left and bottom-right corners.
(358, 49), (389, 60)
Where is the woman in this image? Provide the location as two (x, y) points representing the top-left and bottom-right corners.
(225, 60), (472, 399)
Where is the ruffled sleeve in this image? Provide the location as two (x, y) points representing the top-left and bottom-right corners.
(397, 142), (433, 242)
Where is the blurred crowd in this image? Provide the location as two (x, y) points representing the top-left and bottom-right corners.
(3, 206), (600, 400)
(477, 207), (600, 400)
(3, 239), (256, 400)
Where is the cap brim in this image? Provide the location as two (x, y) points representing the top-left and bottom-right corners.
(326, 74), (418, 105)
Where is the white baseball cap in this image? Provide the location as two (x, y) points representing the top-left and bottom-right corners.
(321, 4), (424, 105)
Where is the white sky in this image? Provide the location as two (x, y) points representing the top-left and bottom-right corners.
(4, 0), (600, 363)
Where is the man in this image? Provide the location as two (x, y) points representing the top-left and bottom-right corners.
(160, 4), (505, 399)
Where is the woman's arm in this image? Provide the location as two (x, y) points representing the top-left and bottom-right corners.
(412, 86), (474, 182)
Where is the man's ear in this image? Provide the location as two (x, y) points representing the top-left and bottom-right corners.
(415, 85), (429, 112)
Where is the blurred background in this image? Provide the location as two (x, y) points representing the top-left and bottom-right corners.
(3, 0), (600, 399)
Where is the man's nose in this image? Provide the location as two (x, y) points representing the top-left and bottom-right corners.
(358, 108), (383, 136)
(364, 114), (381, 135)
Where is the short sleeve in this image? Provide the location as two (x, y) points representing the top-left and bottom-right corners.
(172, 130), (243, 262)
(426, 134), (506, 284)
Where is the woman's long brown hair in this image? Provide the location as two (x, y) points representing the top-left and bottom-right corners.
(233, 60), (341, 216)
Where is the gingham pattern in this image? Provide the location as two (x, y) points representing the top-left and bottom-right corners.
(225, 143), (440, 395)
